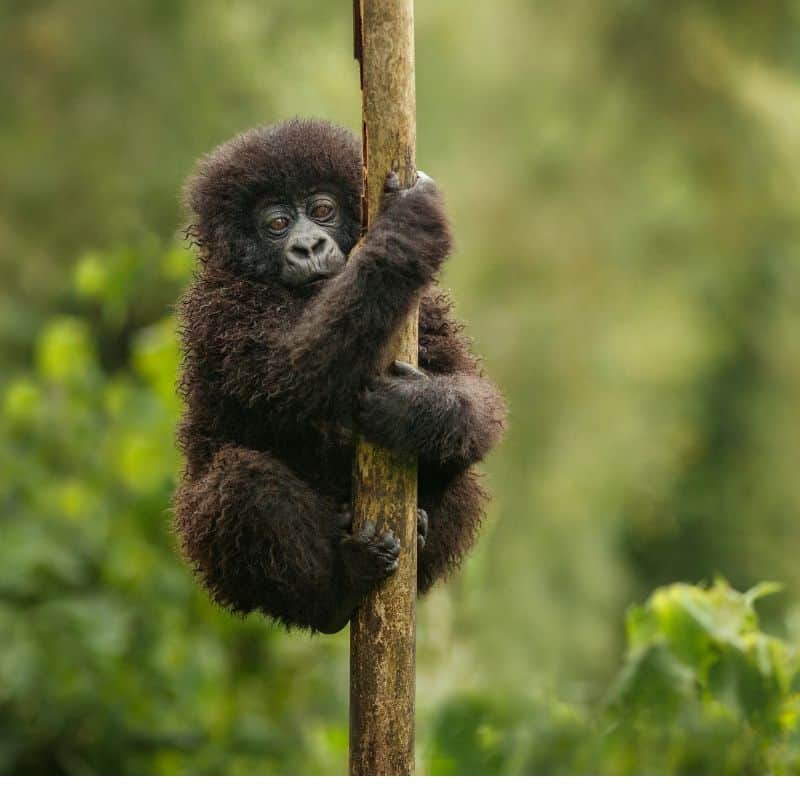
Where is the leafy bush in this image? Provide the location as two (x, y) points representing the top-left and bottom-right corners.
(428, 581), (800, 775)
(0, 249), (350, 774)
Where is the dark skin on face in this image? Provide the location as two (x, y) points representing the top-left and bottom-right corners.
(257, 191), (347, 288)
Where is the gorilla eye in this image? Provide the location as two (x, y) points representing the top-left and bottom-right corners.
(309, 199), (336, 222)
(258, 203), (293, 237)
(268, 216), (290, 233)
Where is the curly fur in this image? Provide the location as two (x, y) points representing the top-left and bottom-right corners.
(174, 118), (506, 632)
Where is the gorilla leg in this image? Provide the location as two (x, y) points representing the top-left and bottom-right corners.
(174, 445), (397, 632)
(418, 468), (488, 594)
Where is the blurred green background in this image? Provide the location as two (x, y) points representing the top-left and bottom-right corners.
(2, 0), (800, 775)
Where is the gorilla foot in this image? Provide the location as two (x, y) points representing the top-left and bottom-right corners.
(340, 520), (400, 588)
(339, 503), (427, 551)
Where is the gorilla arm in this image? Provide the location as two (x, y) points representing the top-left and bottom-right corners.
(275, 175), (451, 420)
(357, 291), (506, 471)
(356, 291), (507, 593)
(195, 175), (451, 424)
(358, 363), (505, 470)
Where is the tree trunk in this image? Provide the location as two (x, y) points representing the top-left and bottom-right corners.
(349, 0), (417, 777)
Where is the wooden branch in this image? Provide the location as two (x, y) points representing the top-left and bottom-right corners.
(349, 0), (417, 777)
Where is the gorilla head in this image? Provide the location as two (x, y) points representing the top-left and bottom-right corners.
(185, 119), (362, 289)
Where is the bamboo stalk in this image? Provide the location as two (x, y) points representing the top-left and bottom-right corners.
(349, 0), (418, 777)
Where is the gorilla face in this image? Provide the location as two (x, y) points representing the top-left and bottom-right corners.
(255, 189), (348, 288)
(185, 119), (363, 291)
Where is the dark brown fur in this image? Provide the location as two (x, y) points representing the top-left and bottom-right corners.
(174, 119), (506, 631)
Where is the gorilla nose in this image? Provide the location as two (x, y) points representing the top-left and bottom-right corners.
(290, 234), (328, 259)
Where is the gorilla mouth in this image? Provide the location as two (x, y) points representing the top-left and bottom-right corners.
(283, 244), (346, 290)
(300, 253), (345, 287)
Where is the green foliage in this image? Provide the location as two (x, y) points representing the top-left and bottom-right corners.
(0, 251), (350, 774)
(3, 0), (800, 775)
(428, 582), (800, 775)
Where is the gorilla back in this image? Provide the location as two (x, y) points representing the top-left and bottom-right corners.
(174, 119), (506, 633)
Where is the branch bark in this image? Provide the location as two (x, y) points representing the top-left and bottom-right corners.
(349, 0), (417, 777)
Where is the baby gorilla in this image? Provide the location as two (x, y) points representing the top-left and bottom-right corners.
(175, 119), (506, 633)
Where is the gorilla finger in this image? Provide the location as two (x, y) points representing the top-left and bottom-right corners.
(384, 170), (401, 193)
(417, 508), (428, 538)
(376, 552), (399, 569)
(352, 519), (377, 544)
(386, 534), (402, 554)
(391, 360), (427, 381)
(412, 170), (436, 191)
(372, 530), (400, 554)
(383, 558), (399, 576)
